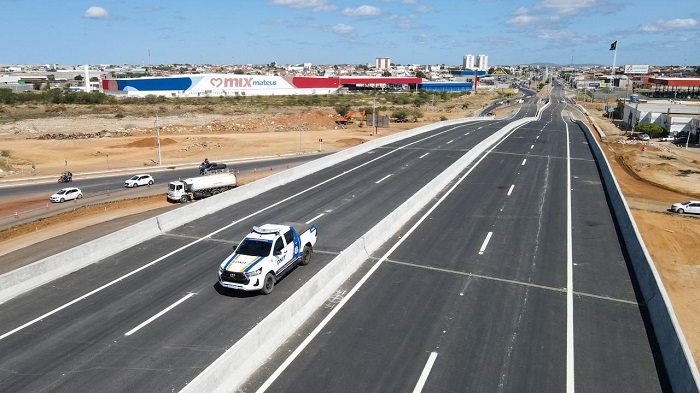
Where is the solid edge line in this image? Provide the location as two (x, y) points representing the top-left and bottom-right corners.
(565, 118), (575, 393)
(125, 293), (195, 336)
(412, 351), (439, 393)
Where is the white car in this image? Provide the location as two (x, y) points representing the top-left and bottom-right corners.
(670, 201), (700, 215)
(50, 187), (83, 203)
(124, 174), (154, 188)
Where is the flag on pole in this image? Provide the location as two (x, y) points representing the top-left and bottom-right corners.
(609, 41), (617, 50)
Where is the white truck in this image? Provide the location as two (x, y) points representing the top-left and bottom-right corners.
(218, 224), (318, 294)
(167, 172), (236, 203)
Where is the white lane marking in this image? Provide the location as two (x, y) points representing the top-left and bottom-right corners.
(0, 126), (466, 342)
(254, 119), (529, 393)
(478, 232), (493, 255)
(565, 117), (575, 393)
(125, 293), (195, 336)
(530, 144), (535, 149)
(412, 352), (439, 393)
(419, 152), (430, 159)
(446, 140), (454, 144)
(507, 185), (515, 196)
(375, 174), (392, 184)
(536, 135), (540, 139)
(521, 158), (527, 166)
(305, 213), (324, 224)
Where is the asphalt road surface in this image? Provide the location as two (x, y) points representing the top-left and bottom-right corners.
(0, 89), (667, 392)
(0, 153), (326, 229)
(0, 102), (537, 391)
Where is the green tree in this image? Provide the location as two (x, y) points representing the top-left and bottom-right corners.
(415, 70), (428, 79)
(635, 123), (665, 136)
(381, 70), (392, 77)
(74, 75), (84, 81)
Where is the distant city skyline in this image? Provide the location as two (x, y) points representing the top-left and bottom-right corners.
(2, 1), (699, 67)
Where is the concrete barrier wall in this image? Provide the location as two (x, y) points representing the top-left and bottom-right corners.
(181, 115), (539, 393)
(575, 120), (700, 392)
(0, 118), (483, 305)
(0, 218), (162, 304)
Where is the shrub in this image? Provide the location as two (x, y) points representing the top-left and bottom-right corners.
(635, 123), (665, 136)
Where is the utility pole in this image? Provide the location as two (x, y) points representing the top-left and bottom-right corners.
(154, 108), (162, 165)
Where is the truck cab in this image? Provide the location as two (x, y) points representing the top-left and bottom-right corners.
(218, 224), (317, 294)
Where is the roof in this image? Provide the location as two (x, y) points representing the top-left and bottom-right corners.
(647, 77), (700, 87)
(338, 76), (422, 85)
(248, 224), (289, 240)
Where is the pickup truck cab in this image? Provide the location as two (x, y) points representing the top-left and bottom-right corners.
(218, 224), (317, 294)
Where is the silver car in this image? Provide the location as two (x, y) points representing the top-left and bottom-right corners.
(670, 201), (700, 214)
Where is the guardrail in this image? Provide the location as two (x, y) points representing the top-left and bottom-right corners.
(574, 119), (700, 392)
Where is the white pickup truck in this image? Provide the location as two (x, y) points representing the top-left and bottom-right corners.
(218, 224), (318, 294)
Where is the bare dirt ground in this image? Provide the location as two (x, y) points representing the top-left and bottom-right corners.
(1, 92), (699, 367)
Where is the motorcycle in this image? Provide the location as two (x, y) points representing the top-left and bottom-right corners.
(58, 173), (72, 183)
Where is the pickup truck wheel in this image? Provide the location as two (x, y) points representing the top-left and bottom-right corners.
(300, 245), (312, 266)
(260, 272), (275, 295)
(677, 208), (685, 214)
(180, 196), (188, 203)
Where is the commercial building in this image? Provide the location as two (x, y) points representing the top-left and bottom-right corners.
(462, 54), (475, 70)
(375, 57), (391, 70)
(100, 74), (422, 97)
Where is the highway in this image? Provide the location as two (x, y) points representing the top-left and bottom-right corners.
(243, 86), (668, 392)
(0, 101), (536, 391)
(0, 86), (669, 392)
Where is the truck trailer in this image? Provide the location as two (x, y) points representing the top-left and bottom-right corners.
(167, 172), (236, 203)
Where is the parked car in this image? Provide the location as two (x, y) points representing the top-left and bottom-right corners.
(639, 133), (650, 141)
(125, 174), (154, 188)
(670, 201), (700, 215)
(50, 187), (83, 203)
(659, 136), (675, 142)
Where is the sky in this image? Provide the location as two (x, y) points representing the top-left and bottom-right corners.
(2, 0), (699, 67)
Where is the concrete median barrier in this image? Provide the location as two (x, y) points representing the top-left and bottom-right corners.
(0, 218), (162, 304)
(575, 120), (700, 392)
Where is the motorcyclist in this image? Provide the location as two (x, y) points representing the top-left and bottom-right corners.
(203, 158), (210, 165)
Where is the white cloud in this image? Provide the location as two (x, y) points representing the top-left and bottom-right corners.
(342, 5), (382, 17)
(401, 0), (419, 4)
(84, 6), (110, 19)
(640, 18), (698, 32)
(507, 15), (539, 25)
(535, 0), (598, 15)
(416, 5), (433, 13)
(329, 23), (355, 34)
(267, 0), (336, 12)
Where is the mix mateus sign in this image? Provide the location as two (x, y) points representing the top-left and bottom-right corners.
(102, 74), (341, 97)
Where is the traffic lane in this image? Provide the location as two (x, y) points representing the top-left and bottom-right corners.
(574, 296), (667, 392)
(260, 261), (566, 392)
(0, 235), (339, 392)
(386, 145), (567, 288)
(567, 125), (667, 389)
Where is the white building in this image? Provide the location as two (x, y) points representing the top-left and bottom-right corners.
(477, 54), (488, 71)
(375, 57), (391, 70)
(463, 54), (475, 70)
